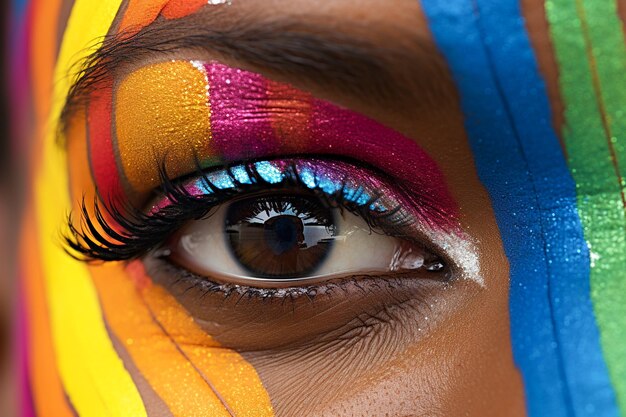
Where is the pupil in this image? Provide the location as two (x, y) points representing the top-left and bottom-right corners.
(264, 215), (304, 255)
(225, 194), (336, 278)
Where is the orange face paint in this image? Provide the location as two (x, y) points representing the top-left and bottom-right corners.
(161, 0), (207, 20)
(90, 263), (232, 417)
(115, 60), (214, 194)
(119, 0), (211, 36)
(141, 283), (275, 417)
(118, 0), (170, 35)
(30, 0), (63, 124)
(91, 261), (274, 416)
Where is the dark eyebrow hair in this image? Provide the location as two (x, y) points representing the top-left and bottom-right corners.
(60, 11), (450, 134)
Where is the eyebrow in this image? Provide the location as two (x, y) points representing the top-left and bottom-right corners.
(60, 10), (450, 134)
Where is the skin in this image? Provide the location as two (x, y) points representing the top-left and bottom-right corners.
(36, 0), (578, 415)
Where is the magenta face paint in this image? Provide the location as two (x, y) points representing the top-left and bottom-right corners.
(201, 62), (458, 225)
(107, 61), (459, 226)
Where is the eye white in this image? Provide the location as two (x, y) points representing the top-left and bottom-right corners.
(168, 202), (433, 287)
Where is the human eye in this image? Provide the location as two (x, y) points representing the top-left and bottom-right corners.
(67, 155), (456, 287)
(65, 60), (480, 349)
(154, 158), (451, 286)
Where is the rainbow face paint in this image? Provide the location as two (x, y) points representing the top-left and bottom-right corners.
(547, 0), (626, 413)
(10, 0), (626, 415)
(423, 0), (623, 416)
(15, 1), (274, 416)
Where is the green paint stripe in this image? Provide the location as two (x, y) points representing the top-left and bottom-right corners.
(581, 0), (626, 192)
(546, 0), (626, 412)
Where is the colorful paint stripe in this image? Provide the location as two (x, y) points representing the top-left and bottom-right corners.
(421, 0), (618, 416)
(29, 0), (63, 125)
(119, 0), (215, 36)
(17, 285), (36, 417)
(8, 0), (31, 155)
(90, 263), (233, 417)
(576, 0), (626, 187)
(34, 0), (148, 415)
(546, 0), (626, 412)
(20, 207), (74, 417)
(119, 0), (170, 35)
(140, 282), (275, 417)
(112, 62), (459, 229)
(88, 82), (125, 205)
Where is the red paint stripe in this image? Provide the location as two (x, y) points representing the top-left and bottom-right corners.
(88, 84), (125, 207)
(161, 0), (206, 20)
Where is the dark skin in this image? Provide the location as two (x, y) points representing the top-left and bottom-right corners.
(62, 0), (578, 415)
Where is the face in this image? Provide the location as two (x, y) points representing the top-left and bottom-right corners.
(10, 0), (626, 416)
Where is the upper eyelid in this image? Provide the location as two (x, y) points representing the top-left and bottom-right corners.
(80, 59), (458, 227)
(65, 157), (422, 261)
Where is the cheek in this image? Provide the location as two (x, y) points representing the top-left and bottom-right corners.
(90, 261), (274, 416)
(237, 279), (524, 417)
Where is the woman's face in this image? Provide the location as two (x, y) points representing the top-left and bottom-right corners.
(13, 0), (625, 416)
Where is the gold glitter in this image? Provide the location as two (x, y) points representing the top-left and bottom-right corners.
(142, 284), (275, 416)
(115, 60), (212, 194)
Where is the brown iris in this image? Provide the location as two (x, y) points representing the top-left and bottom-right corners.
(225, 194), (337, 278)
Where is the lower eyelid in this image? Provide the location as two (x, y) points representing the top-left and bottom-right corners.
(148, 250), (452, 301)
(141, 255), (454, 350)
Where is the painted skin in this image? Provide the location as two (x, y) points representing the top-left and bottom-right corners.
(12, 0), (625, 416)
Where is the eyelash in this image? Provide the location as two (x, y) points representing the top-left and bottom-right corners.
(63, 158), (414, 263)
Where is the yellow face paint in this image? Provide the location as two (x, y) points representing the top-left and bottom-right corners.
(32, 0), (275, 415)
(115, 60), (214, 194)
(36, 0), (147, 415)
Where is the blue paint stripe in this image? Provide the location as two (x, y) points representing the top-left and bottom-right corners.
(421, 1), (618, 416)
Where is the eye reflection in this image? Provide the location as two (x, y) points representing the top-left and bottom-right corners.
(225, 194), (337, 278)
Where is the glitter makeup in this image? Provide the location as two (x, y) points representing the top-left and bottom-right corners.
(90, 261), (273, 417)
(115, 60), (214, 194)
(423, 0), (620, 416)
(111, 61), (459, 228)
(547, 0), (626, 412)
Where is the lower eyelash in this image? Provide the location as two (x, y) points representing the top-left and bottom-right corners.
(146, 255), (447, 305)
